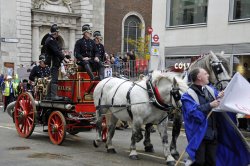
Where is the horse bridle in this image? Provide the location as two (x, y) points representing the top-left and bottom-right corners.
(210, 60), (231, 90)
(170, 86), (182, 108)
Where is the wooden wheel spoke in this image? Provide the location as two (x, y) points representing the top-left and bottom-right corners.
(19, 100), (26, 111)
(23, 121), (27, 134)
(28, 111), (34, 116)
(58, 131), (63, 138)
(17, 108), (23, 114)
(51, 117), (56, 124)
(20, 121), (25, 132)
(55, 115), (59, 124)
(58, 124), (63, 128)
(54, 133), (58, 141)
(27, 117), (32, 127)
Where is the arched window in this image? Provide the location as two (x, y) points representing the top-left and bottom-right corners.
(123, 15), (142, 53)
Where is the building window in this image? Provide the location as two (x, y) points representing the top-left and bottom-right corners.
(232, 0), (250, 20)
(169, 0), (208, 26)
(123, 15), (141, 53)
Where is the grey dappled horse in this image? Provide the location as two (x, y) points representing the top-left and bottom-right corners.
(170, 51), (232, 159)
(93, 71), (188, 165)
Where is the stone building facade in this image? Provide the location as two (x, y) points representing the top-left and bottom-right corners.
(104, 0), (152, 55)
(0, 0), (104, 74)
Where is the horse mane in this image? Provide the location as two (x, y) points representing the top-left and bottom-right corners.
(151, 70), (188, 92)
(189, 55), (211, 74)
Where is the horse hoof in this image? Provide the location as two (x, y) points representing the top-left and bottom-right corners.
(166, 161), (176, 166)
(145, 146), (154, 153)
(93, 140), (99, 148)
(107, 148), (116, 153)
(129, 155), (139, 160)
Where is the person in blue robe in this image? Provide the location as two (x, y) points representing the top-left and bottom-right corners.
(181, 67), (250, 166)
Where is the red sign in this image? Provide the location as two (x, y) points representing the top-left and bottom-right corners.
(153, 34), (159, 42)
(147, 27), (153, 34)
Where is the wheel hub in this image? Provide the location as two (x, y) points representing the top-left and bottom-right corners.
(52, 124), (58, 133)
(19, 111), (27, 118)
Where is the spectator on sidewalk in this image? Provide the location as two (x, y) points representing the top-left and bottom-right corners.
(1, 75), (15, 112)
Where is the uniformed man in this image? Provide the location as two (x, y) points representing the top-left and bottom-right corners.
(29, 55), (50, 82)
(93, 31), (105, 62)
(45, 24), (65, 100)
(74, 24), (104, 80)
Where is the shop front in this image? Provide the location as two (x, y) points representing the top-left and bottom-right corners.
(232, 54), (250, 131)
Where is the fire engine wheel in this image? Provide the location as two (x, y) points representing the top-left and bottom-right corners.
(102, 116), (108, 142)
(14, 92), (36, 138)
(48, 111), (66, 145)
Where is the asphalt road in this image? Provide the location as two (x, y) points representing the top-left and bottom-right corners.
(0, 108), (188, 166)
(1, 106), (249, 166)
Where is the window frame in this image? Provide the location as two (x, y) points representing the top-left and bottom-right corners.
(121, 12), (145, 55)
(229, 0), (250, 23)
(166, 0), (208, 29)
(124, 17), (141, 53)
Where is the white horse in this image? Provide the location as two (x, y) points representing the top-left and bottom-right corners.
(93, 71), (188, 165)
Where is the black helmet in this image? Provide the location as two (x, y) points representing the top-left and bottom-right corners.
(93, 31), (102, 38)
(82, 24), (92, 34)
(39, 55), (46, 61)
(50, 24), (59, 33)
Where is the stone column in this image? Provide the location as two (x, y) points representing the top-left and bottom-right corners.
(69, 28), (76, 53)
(32, 25), (40, 62)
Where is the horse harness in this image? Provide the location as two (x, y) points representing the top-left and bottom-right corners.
(210, 60), (231, 90)
(96, 76), (182, 120)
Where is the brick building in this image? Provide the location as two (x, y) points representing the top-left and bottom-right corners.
(104, 0), (152, 56)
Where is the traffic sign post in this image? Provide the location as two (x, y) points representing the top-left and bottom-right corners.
(152, 34), (159, 42)
(147, 27), (153, 35)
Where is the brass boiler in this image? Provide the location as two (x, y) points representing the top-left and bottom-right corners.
(65, 62), (78, 76)
(34, 77), (51, 100)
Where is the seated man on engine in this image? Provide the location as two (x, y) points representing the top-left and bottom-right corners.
(74, 24), (104, 80)
(29, 55), (50, 83)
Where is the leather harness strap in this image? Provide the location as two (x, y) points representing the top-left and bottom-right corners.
(126, 83), (136, 120)
(98, 77), (113, 107)
(146, 77), (173, 110)
(111, 80), (130, 105)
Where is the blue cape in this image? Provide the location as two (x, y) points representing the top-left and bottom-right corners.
(181, 92), (250, 166)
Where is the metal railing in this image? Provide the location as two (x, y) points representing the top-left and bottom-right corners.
(104, 59), (149, 80)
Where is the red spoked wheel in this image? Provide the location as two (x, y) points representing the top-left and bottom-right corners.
(102, 116), (107, 142)
(14, 92), (36, 138)
(48, 111), (66, 145)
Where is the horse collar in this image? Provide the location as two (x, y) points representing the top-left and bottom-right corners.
(154, 86), (165, 106)
(146, 77), (172, 111)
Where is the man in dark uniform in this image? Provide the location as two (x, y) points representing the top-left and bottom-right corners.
(93, 31), (105, 62)
(29, 55), (50, 82)
(74, 24), (104, 80)
(45, 24), (65, 100)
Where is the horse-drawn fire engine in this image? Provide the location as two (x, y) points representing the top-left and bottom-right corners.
(11, 62), (107, 145)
